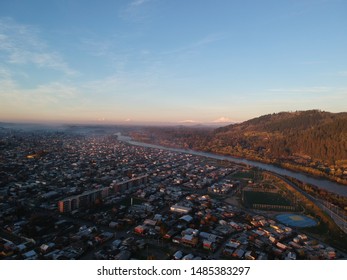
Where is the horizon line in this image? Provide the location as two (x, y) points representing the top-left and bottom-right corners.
(0, 120), (237, 128)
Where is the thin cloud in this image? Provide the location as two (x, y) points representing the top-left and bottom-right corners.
(0, 66), (12, 80)
(81, 39), (113, 57)
(120, 0), (154, 21)
(80, 37), (129, 73)
(130, 0), (152, 7)
(0, 17), (77, 76)
(0, 78), (83, 122)
(0, 66), (17, 93)
(163, 33), (226, 56)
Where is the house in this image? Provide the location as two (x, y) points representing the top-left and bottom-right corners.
(40, 242), (55, 254)
(182, 253), (194, 260)
(109, 221), (119, 229)
(179, 215), (193, 223)
(203, 240), (216, 251)
(134, 225), (147, 235)
(276, 242), (287, 251)
(170, 204), (192, 214)
(114, 250), (131, 260)
(143, 219), (157, 227)
(173, 250), (183, 260)
(181, 235), (198, 247)
(164, 229), (178, 240)
(232, 248), (245, 259)
(225, 239), (240, 249)
(245, 251), (256, 260)
(22, 250), (38, 260)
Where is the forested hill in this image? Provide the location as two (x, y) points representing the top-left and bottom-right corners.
(212, 110), (347, 164)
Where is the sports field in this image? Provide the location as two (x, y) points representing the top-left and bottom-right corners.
(276, 213), (318, 227)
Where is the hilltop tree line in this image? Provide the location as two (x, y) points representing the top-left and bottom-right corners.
(211, 110), (347, 164)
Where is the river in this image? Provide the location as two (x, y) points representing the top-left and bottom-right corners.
(117, 134), (347, 198)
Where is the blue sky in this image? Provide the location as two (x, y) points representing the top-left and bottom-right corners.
(0, 0), (346, 124)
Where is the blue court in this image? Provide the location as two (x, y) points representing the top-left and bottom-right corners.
(276, 213), (318, 227)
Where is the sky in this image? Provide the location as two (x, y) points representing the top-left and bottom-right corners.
(0, 0), (346, 125)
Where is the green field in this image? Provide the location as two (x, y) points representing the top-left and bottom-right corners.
(243, 191), (292, 208)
